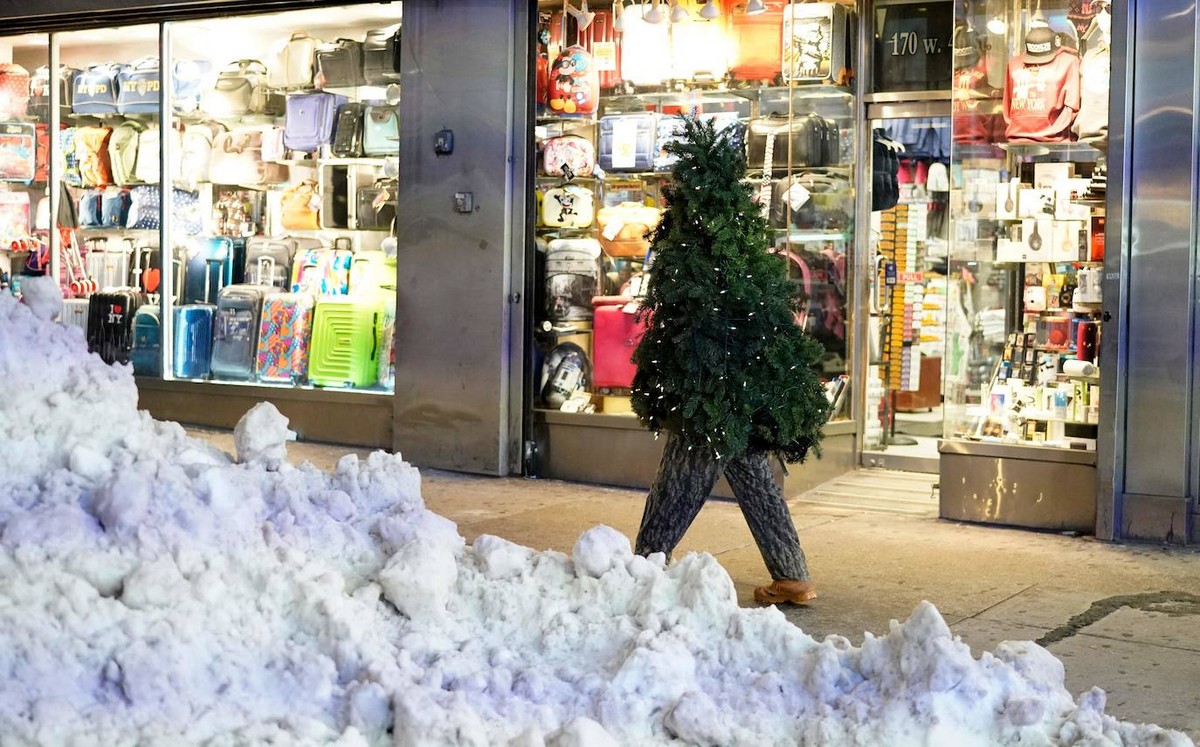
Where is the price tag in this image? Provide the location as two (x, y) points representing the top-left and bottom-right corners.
(593, 42), (617, 72)
(611, 118), (639, 170)
(601, 219), (625, 241)
(786, 182), (812, 211)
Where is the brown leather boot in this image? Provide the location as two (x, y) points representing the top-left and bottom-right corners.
(754, 579), (817, 605)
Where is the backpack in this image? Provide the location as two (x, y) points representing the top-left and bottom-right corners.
(781, 248), (846, 348)
(548, 45), (598, 115)
(58, 128), (82, 186)
(108, 121), (143, 185)
(75, 126), (114, 186)
(0, 63), (31, 119)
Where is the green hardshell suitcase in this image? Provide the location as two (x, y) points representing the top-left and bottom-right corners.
(308, 295), (384, 388)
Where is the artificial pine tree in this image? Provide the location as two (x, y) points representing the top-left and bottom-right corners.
(630, 115), (831, 463)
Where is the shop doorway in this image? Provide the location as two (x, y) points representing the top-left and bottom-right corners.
(860, 114), (951, 474)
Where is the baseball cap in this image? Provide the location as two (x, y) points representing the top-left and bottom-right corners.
(1023, 26), (1060, 64)
(953, 24), (981, 68)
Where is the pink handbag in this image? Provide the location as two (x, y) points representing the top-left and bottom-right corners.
(543, 135), (595, 178)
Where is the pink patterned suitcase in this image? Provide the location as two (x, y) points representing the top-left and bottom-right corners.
(256, 292), (316, 383)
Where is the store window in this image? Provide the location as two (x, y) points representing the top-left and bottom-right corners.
(944, 0), (1109, 449)
(0, 34), (48, 305)
(874, 1), (954, 93)
(30, 5), (400, 393)
(533, 0), (857, 423)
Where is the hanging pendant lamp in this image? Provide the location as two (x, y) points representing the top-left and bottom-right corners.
(614, 0), (626, 32)
(745, 0), (767, 16)
(700, 0), (720, 19)
(644, 0), (665, 24)
(670, 0), (689, 23)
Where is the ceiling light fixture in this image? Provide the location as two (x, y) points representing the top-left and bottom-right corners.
(567, 0), (596, 30)
(986, 14), (1008, 34)
(614, 0), (626, 33)
(670, 0), (689, 23)
(745, 0), (766, 16)
(700, 0), (720, 19)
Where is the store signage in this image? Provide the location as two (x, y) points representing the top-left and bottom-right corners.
(873, 0), (954, 93)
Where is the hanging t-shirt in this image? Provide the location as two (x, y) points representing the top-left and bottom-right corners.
(1003, 48), (1081, 142)
(953, 60), (1003, 144)
(1072, 37), (1110, 143)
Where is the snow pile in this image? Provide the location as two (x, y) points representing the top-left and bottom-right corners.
(0, 292), (1192, 747)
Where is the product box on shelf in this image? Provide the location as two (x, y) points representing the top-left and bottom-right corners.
(782, 2), (851, 84)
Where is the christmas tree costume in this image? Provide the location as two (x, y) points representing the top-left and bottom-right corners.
(630, 117), (832, 605)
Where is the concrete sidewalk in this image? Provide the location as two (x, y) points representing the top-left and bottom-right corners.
(194, 429), (1200, 738)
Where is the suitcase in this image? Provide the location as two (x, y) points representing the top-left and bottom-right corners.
(86, 289), (145, 365)
(617, 4), (671, 88)
(362, 26), (401, 85)
(0, 121), (36, 182)
(130, 304), (162, 377)
(273, 32), (321, 91)
(84, 240), (131, 292)
(244, 236), (310, 288)
(60, 297), (90, 333)
(548, 45), (599, 115)
(283, 92), (347, 153)
(29, 65), (76, 122)
(670, 0), (732, 82)
(355, 178), (397, 230)
(544, 238), (601, 322)
(331, 102), (365, 158)
(543, 135), (595, 178)
(173, 304), (215, 379)
(349, 250), (395, 294)
(782, 3), (851, 84)
(598, 113), (657, 172)
(541, 184), (594, 228)
(376, 294), (397, 390)
(592, 296), (647, 390)
(256, 292), (317, 384)
(308, 295), (384, 388)
(729, 0), (786, 84)
(291, 239), (353, 295)
(212, 284), (274, 380)
(550, 10), (620, 90)
(315, 38), (366, 89)
(183, 236), (234, 305)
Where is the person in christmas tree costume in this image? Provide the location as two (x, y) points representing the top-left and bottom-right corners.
(631, 116), (832, 605)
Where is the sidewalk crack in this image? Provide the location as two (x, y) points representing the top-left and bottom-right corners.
(1036, 591), (1200, 647)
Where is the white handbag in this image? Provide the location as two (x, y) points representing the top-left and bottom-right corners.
(271, 32), (321, 90)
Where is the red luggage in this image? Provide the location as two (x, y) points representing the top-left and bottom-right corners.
(729, 0), (787, 84)
(550, 11), (620, 90)
(592, 295), (647, 390)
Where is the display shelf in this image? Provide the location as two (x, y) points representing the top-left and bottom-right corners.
(997, 142), (1103, 161)
(773, 229), (852, 242)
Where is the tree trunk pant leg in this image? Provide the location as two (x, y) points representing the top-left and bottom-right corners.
(724, 449), (810, 582)
(634, 431), (721, 559)
(635, 434), (810, 582)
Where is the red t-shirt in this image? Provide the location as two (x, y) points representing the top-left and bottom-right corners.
(953, 61), (1004, 144)
(1003, 48), (1081, 142)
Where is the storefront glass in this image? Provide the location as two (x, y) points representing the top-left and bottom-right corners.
(533, 0), (857, 424)
(943, 0), (1109, 450)
(20, 5), (400, 393)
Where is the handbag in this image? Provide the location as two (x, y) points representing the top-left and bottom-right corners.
(281, 179), (320, 231)
(179, 121), (222, 186)
(362, 26), (401, 85)
(770, 172), (851, 230)
(315, 38), (365, 88)
(202, 60), (282, 117)
(362, 103), (399, 156)
(283, 92), (346, 152)
(747, 114), (833, 175)
(116, 57), (161, 115)
(355, 178), (397, 230)
(273, 32), (321, 90)
(210, 128), (289, 185)
(72, 63), (123, 115)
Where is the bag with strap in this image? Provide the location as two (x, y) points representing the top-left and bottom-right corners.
(281, 179), (320, 231)
(362, 103), (399, 156)
(116, 57), (161, 115)
(202, 60), (282, 117)
(107, 121), (143, 185)
(0, 63), (31, 119)
(355, 178), (397, 230)
(30, 66), (76, 122)
(284, 92), (347, 152)
(72, 63), (123, 115)
(746, 114), (829, 177)
(172, 59), (212, 115)
(210, 128), (288, 185)
(75, 126), (114, 186)
(180, 121), (222, 186)
(315, 38), (365, 88)
(362, 26), (401, 85)
(273, 32), (321, 90)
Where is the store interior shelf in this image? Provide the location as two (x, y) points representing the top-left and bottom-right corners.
(997, 141), (1103, 161)
(773, 229), (852, 242)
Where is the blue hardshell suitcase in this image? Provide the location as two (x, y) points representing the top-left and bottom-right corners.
(598, 113), (657, 172)
(130, 305), (162, 376)
(183, 236), (234, 305)
(211, 284), (274, 380)
(173, 304), (215, 379)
